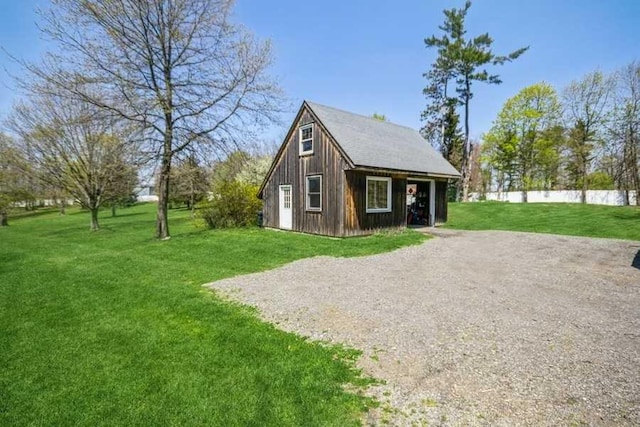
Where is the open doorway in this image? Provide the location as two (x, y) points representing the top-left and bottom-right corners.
(407, 180), (434, 226)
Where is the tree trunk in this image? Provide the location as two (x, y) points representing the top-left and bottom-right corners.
(496, 171), (504, 199)
(462, 143), (472, 201)
(0, 209), (8, 226)
(156, 152), (172, 239)
(461, 81), (471, 202)
(111, 204), (117, 217)
(630, 131), (640, 206)
(581, 157), (588, 204)
(190, 180), (196, 219)
(521, 163), (528, 203)
(59, 199), (66, 216)
(90, 207), (100, 231)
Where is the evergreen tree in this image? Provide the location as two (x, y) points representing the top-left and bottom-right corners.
(423, 0), (528, 200)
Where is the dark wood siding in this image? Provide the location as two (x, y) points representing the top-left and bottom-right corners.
(344, 171), (407, 236)
(261, 102), (454, 237)
(435, 180), (448, 224)
(261, 107), (347, 237)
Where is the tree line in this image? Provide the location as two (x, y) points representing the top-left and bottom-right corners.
(422, 1), (639, 206)
(0, 0), (281, 234)
(481, 64), (639, 205)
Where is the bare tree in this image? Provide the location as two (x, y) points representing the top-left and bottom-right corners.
(7, 93), (138, 231)
(18, 0), (282, 239)
(0, 133), (30, 226)
(467, 142), (488, 197)
(562, 71), (613, 203)
(608, 61), (640, 205)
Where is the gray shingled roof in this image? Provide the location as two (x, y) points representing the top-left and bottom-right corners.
(306, 101), (460, 177)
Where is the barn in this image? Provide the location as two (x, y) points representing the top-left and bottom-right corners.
(257, 101), (460, 237)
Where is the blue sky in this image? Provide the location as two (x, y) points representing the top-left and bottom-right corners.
(2, 0), (639, 142)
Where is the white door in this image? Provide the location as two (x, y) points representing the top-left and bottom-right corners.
(279, 185), (292, 230)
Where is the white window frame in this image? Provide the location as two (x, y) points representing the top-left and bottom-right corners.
(366, 176), (392, 213)
(299, 124), (313, 155)
(306, 175), (322, 211)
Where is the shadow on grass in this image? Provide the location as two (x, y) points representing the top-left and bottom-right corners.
(633, 250), (640, 270)
(103, 211), (148, 219)
(611, 211), (640, 221)
(41, 226), (100, 237)
(9, 208), (60, 220)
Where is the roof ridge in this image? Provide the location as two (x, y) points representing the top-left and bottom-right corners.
(305, 100), (419, 133)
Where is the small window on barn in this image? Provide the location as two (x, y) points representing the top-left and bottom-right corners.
(306, 175), (322, 211)
(299, 124), (313, 155)
(366, 176), (392, 213)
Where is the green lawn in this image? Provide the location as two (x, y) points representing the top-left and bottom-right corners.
(445, 201), (640, 240)
(0, 204), (426, 426)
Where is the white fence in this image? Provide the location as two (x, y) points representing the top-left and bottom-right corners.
(12, 199), (76, 208)
(137, 195), (159, 202)
(471, 190), (637, 206)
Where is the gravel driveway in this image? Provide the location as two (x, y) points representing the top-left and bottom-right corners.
(207, 230), (640, 426)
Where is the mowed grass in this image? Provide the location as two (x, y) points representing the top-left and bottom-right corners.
(445, 201), (640, 240)
(0, 204), (426, 426)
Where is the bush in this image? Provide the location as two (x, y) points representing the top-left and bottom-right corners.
(198, 180), (262, 228)
(587, 171), (615, 190)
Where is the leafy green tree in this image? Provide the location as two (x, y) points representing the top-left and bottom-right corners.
(424, 0), (528, 200)
(483, 83), (561, 199)
(483, 125), (518, 193)
(535, 125), (566, 190)
(562, 71), (613, 203)
(587, 171), (614, 190)
(372, 113), (387, 122)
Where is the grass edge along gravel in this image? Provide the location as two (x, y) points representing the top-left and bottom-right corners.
(445, 201), (640, 241)
(0, 203), (425, 426)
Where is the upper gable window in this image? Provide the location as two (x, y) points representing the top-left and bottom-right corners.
(299, 124), (313, 155)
